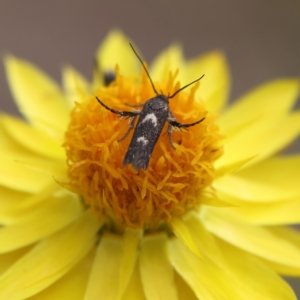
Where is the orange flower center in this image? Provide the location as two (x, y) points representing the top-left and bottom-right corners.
(64, 68), (223, 228)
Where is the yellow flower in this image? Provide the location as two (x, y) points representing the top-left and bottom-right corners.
(0, 30), (300, 299)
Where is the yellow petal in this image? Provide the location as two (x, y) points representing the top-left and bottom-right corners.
(169, 235), (296, 300)
(121, 264), (146, 300)
(0, 122), (42, 162)
(216, 112), (300, 170)
(174, 272), (197, 300)
(214, 173), (300, 203)
(178, 212), (223, 261)
(20, 161), (68, 185)
(150, 44), (186, 83)
(118, 228), (141, 300)
(0, 245), (32, 276)
(0, 157), (52, 193)
(199, 193), (232, 207)
(95, 30), (140, 79)
(0, 123), (63, 184)
(215, 155), (300, 203)
(236, 155), (300, 197)
(0, 113), (65, 160)
(202, 208), (300, 270)
(215, 155), (256, 178)
(139, 233), (178, 300)
(217, 195), (300, 225)
(265, 260), (300, 277)
(168, 237), (240, 300)
(171, 209), (298, 300)
(170, 217), (202, 258)
(28, 250), (95, 300)
(0, 210), (100, 299)
(187, 51), (230, 112)
(216, 237), (297, 300)
(62, 65), (90, 105)
(0, 186), (29, 212)
(0, 147), (66, 188)
(84, 233), (123, 300)
(219, 78), (300, 134)
(0, 184), (58, 220)
(4, 56), (70, 138)
(0, 193), (82, 253)
(262, 226), (300, 277)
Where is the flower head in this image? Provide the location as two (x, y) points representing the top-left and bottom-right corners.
(0, 30), (300, 299)
(64, 61), (222, 228)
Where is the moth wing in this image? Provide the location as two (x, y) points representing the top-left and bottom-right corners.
(123, 147), (151, 170)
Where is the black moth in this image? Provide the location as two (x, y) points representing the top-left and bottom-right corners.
(96, 43), (205, 171)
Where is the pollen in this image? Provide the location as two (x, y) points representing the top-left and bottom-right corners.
(64, 68), (223, 228)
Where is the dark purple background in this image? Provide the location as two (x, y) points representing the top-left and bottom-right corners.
(1, 0), (299, 296)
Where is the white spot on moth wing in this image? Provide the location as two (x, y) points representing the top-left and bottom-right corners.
(141, 113), (158, 127)
(137, 136), (149, 145)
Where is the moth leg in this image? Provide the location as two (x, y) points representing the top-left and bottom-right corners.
(166, 112), (179, 149)
(168, 114), (205, 129)
(167, 123), (176, 149)
(118, 115), (138, 142)
(96, 97), (139, 117)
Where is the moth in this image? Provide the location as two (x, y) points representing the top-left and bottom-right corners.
(96, 44), (205, 171)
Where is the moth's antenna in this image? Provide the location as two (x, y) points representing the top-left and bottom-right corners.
(169, 74), (205, 99)
(129, 43), (158, 95)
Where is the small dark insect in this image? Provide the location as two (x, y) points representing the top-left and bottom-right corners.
(93, 58), (116, 87)
(96, 43), (205, 171)
(103, 71), (116, 86)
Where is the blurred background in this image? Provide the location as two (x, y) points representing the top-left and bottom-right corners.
(1, 0), (300, 296)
